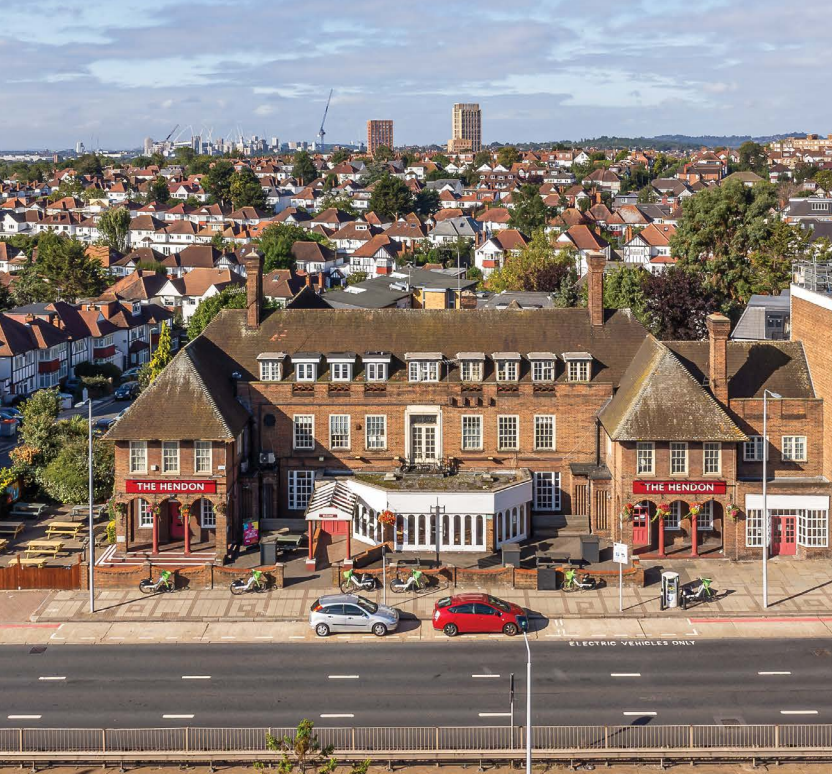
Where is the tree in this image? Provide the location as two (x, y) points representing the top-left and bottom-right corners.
(266, 719), (336, 774)
(292, 151), (317, 186)
(145, 322), (173, 385)
(148, 175), (170, 204)
(814, 170), (832, 192)
(0, 282), (11, 312)
(373, 144), (394, 162)
(737, 141), (768, 176)
(414, 188), (440, 217)
(187, 286), (247, 338)
(671, 179), (779, 304)
(257, 223), (332, 273)
(466, 265), (484, 285)
(74, 154), (103, 177)
(749, 220), (810, 296)
(637, 185), (657, 204)
(508, 184), (548, 234)
(431, 153), (451, 168)
(551, 267), (581, 307)
(97, 207), (131, 253)
(603, 264), (648, 320)
(329, 149), (350, 165)
(32, 232), (106, 302)
(229, 167), (267, 210)
(346, 271), (368, 286)
(496, 146), (520, 168)
(486, 232), (574, 292)
(17, 388), (61, 463)
(368, 174), (414, 221)
(10, 264), (52, 305)
(203, 160), (234, 207)
(644, 267), (721, 340)
(39, 423), (114, 504)
(317, 193), (357, 216)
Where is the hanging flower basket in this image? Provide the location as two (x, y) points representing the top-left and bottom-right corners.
(148, 500), (162, 519)
(621, 502), (635, 521)
(214, 500), (227, 517)
(180, 499), (193, 520)
(689, 501), (703, 518)
(378, 509), (396, 527)
(727, 503), (741, 521)
(653, 502), (671, 522)
(108, 496), (127, 520)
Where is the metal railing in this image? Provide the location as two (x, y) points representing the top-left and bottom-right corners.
(1, 725), (832, 759)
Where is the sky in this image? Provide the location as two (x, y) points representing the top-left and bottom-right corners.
(0, 0), (828, 150)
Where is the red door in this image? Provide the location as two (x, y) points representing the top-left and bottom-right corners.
(771, 515), (797, 556)
(169, 502), (185, 540)
(632, 506), (650, 547)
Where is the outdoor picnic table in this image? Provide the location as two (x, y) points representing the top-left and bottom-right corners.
(24, 540), (65, 558)
(10, 502), (48, 519)
(68, 504), (107, 522)
(0, 538), (8, 552)
(17, 557), (47, 568)
(273, 533), (305, 547)
(0, 521), (25, 538)
(45, 521), (86, 539)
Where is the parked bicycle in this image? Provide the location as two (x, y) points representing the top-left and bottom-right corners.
(562, 568), (605, 592)
(230, 569), (269, 595)
(389, 568), (431, 594)
(340, 568), (377, 593)
(139, 569), (175, 594)
(680, 577), (716, 609)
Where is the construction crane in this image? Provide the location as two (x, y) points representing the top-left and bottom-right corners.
(164, 124), (179, 142)
(317, 89), (333, 149)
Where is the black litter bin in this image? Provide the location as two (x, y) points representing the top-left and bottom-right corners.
(580, 535), (600, 565)
(537, 555), (558, 590)
(502, 542), (521, 568)
(260, 537), (278, 565)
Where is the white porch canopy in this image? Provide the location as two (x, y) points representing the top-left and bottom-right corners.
(305, 481), (356, 521)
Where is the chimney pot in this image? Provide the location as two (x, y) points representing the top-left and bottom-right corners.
(706, 313), (731, 404)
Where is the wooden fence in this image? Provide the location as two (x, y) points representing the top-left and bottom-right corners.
(0, 557), (82, 590)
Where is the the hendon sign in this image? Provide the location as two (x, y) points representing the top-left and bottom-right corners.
(126, 480), (217, 495)
(633, 480), (727, 495)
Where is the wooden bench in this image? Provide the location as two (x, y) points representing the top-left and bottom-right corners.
(0, 522), (25, 538)
(17, 557), (47, 568)
(0, 538), (8, 553)
(10, 503), (48, 520)
(274, 533), (305, 548)
(45, 522), (86, 540)
(24, 540), (65, 558)
(68, 505), (107, 523)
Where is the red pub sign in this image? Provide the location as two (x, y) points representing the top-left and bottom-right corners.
(126, 480), (217, 495)
(633, 480), (726, 496)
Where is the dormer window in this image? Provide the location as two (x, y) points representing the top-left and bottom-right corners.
(529, 353), (556, 382)
(257, 352), (285, 382)
(457, 352), (485, 382)
(493, 352), (521, 382)
(363, 351), (391, 382)
(328, 353), (356, 382)
(563, 352), (592, 382)
(292, 353), (321, 382)
(406, 352), (442, 383)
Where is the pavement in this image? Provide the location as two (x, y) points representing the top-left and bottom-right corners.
(1, 638), (832, 728)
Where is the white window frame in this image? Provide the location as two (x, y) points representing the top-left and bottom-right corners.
(293, 415), (315, 450)
(497, 415), (519, 451)
(697, 500), (714, 530)
(365, 362), (387, 382)
(295, 362), (317, 382)
(461, 415), (483, 451)
(200, 498), (216, 528)
(409, 360), (439, 382)
(138, 499), (153, 528)
(495, 360), (518, 382)
(670, 442), (688, 475)
(567, 359), (590, 382)
(329, 414), (351, 450)
(703, 442), (721, 475)
(162, 441), (179, 474)
(460, 360), (483, 382)
(259, 360), (281, 381)
(636, 442), (655, 475)
(533, 471), (561, 512)
(288, 470), (315, 510)
(667, 501), (683, 531)
(799, 509), (828, 548)
(782, 435), (807, 462)
(129, 441), (147, 474)
(744, 435), (764, 462)
(194, 441), (212, 474)
(365, 415), (387, 450)
(534, 415), (556, 451)
(330, 362), (352, 382)
(531, 360), (555, 382)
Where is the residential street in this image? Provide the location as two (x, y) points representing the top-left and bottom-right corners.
(0, 639), (830, 728)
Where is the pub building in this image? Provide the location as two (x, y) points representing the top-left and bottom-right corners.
(105, 253), (831, 565)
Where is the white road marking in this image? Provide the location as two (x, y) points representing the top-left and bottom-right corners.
(472, 674), (501, 678)
(221, 636), (236, 640)
(759, 671), (791, 675)
(328, 675), (359, 679)
(623, 711), (657, 716)
(478, 712), (512, 718)
(320, 713), (354, 718)
(163, 714), (195, 719)
(611, 673), (641, 677)
(289, 636), (305, 640)
(8, 715), (42, 720)
(38, 676), (66, 681)
(781, 710), (818, 715)
(181, 675), (211, 680)
(255, 636), (273, 640)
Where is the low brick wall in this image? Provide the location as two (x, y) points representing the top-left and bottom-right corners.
(82, 562), (285, 590)
(213, 563), (284, 590)
(513, 568), (538, 590)
(554, 558), (644, 588)
(455, 565), (515, 588)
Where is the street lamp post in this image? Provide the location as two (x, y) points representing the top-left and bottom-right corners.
(86, 398), (95, 614)
(762, 389), (781, 610)
(523, 630), (531, 773)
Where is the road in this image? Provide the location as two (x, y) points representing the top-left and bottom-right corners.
(0, 639), (829, 728)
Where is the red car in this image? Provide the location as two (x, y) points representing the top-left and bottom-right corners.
(433, 593), (529, 637)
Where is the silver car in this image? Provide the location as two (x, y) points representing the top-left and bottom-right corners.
(310, 594), (399, 637)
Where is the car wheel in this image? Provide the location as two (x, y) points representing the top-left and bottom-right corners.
(315, 623), (330, 637)
(443, 623), (458, 637)
(372, 623), (387, 637)
(502, 622), (519, 637)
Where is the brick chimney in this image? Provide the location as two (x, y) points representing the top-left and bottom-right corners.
(244, 253), (264, 330)
(587, 252), (606, 327)
(706, 313), (731, 404)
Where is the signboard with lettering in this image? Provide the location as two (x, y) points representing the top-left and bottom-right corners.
(632, 480), (726, 496)
(125, 480), (218, 495)
(613, 542), (628, 564)
(242, 517), (259, 546)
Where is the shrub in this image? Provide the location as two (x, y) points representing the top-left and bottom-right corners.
(75, 361), (122, 381)
(80, 375), (111, 398)
(106, 520), (116, 544)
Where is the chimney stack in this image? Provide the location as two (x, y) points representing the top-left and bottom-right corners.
(244, 253), (264, 330)
(706, 313), (731, 404)
(587, 252), (606, 327)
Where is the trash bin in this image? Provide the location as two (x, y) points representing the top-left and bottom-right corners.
(502, 542), (521, 568)
(260, 536), (278, 565)
(536, 555), (558, 590)
(0, 419), (15, 437)
(580, 535), (600, 565)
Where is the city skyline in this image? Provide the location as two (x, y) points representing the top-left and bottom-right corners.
(0, 0), (831, 149)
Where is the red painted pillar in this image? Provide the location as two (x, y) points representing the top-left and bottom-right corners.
(152, 509), (159, 555)
(345, 526), (352, 566)
(658, 516), (665, 557)
(690, 511), (699, 557)
(307, 522), (314, 561)
(184, 505), (191, 555)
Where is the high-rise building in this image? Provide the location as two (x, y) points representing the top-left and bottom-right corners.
(449, 103), (482, 153)
(143, 137), (153, 156)
(367, 120), (394, 156)
(75, 141), (85, 155)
